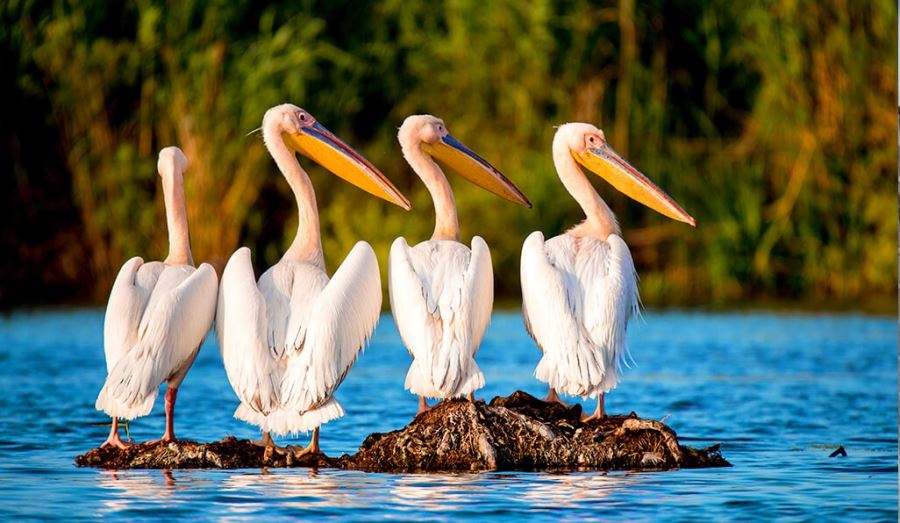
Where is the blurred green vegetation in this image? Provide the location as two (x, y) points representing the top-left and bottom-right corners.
(1, 0), (896, 310)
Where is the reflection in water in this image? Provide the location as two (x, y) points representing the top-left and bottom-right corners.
(389, 471), (643, 512)
(218, 470), (643, 515)
(391, 473), (488, 511)
(224, 470), (640, 514)
(221, 469), (371, 512)
(518, 471), (641, 508)
(96, 469), (183, 515)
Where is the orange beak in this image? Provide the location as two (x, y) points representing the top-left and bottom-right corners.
(285, 121), (411, 210)
(574, 144), (695, 226)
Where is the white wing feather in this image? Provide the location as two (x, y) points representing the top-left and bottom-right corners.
(388, 237), (438, 361)
(217, 247), (280, 414)
(102, 257), (164, 372)
(279, 241), (382, 412)
(467, 236), (494, 355)
(521, 231), (638, 398)
(582, 235), (640, 378)
(389, 237), (491, 398)
(521, 231), (585, 364)
(98, 263), (218, 418)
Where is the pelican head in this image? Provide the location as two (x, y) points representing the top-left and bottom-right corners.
(157, 146), (188, 177)
(555, 123), (695, 226)
(399, 115), (531, 208)
(264, 104), (411, 210)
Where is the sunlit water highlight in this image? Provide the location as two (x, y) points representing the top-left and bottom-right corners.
(0, 310), (895, 520)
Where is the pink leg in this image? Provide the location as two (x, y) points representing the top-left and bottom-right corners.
(582, 393), (606, 421)
(417, 396), (430, 414)
(152, 387), (178, 443)
(467, 392), (476, 403)
(100, 417), (131, 449)
(308, 427), (320, 454)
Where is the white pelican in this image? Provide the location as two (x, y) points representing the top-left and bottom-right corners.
(389, 115), (531, 413)
(217, 104), (410, 457)
(95, 147), (218, 447)
(521, 123), (695, 420)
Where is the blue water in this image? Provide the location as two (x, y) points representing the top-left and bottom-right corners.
(0, 310), (895, 520)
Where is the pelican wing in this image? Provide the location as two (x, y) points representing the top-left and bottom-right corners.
(390, 237), (493, 357)
(389, 237), (492, 397)
(103, 257), (165, 372)
(520, 232), (582, 355)
(217, 247), (280, 414)
(466, 236), (494, 355)
(99, 263), (218, 417)
(133, 264), (218, 390)
(388, 237), (438, 360)
(581, 235), (640, 368)
(520, 231), (639, 397)
(280, 241), (382, 411)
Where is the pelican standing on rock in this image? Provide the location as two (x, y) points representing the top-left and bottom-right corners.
(389, 115), (531, 414)
(521, 123), (695, 420)
(217, 104), (410, 457)
(96, 146), (218, 448)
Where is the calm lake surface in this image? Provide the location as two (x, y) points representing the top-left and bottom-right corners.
(0, 310), (895, 520)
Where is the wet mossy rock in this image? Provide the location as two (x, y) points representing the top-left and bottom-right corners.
(342, 391), (729, 472)
(75, 436), (334, 469)
(76, 391), (730, 471)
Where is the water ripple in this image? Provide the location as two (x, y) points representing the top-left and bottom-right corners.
(0, 310), (895, 521)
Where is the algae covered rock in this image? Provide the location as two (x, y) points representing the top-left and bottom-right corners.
(76, 391), (729, 472)
(75, 436), (332, 469)
(340, 391), (729, 472)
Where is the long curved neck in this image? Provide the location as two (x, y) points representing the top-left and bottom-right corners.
(161, 170), (193, 266)
(264, 127), (324, 266)
(552, 140), (619, 239)
(402, 141), (459, 241)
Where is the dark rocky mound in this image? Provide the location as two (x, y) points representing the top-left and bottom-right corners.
(75, 436), (332, 469)
(76, 391), (729, 472)
(339, 391), (729, 472)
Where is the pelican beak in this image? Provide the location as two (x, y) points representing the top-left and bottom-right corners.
(575, 145), (695, 226)
(424, 134), (532, 208)
(285, 121), (411, 210)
